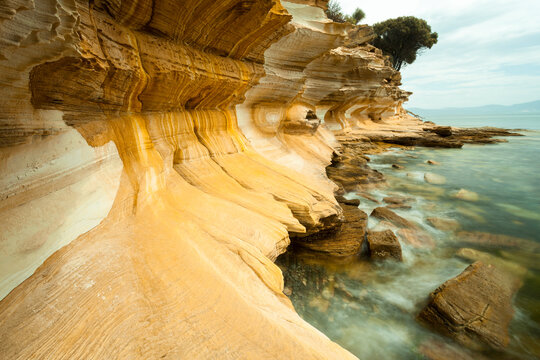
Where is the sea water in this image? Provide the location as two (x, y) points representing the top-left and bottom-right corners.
(277, 114), (540, 359)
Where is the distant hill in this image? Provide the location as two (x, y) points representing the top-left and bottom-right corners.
(409, 100), (540, 117)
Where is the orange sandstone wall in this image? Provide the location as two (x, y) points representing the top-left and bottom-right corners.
(0, 1), (408, 358)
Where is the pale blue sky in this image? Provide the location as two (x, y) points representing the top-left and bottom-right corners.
(335, 0), (540, 108)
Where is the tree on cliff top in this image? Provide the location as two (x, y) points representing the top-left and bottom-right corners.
(326, 0), (346, 23)
(372, 16), (438, 71)
(350, 8), (365, 24)
(326, 1), (365, 25)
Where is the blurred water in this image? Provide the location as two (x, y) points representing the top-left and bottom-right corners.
(278, 114), (540, 359)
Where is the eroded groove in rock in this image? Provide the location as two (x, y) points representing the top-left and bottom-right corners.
(0, 0), (413, 358)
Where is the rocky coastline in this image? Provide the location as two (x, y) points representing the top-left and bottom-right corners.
(0, 0), (534, 358)
(279, 123), (529, 358)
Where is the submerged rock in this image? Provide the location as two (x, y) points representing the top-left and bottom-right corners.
(386, 203), (412, 210)
(418, 261), (519, 351)
(392, 164), (404, 169)
(419, 339), (489, 360)
(424, 172), (446, 185)
(335, 195), (361, 206)
(426, 217), (460, 231)
(370, 206), (417, 229)
(396, 228), (435, 248)
(371, 220), (397, 232)
(367, 230), (403, 261)
(457, 231), (540, 252)
(356, 192), (380, 203)
(456, 248), (527, 279)
(383, 196), (413, 205)
(453, 189), (479, 201)
(383, 196), (413, 209)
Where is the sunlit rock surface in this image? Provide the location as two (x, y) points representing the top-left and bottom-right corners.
(0, 0), (409, 358)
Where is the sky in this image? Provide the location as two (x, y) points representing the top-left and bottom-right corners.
(335, 0), (540, 109)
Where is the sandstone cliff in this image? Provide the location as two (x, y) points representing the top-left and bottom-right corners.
(0, 1), (409, 358)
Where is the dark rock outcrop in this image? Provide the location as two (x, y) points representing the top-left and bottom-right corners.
(335, 196), (361, 206)
(326, 143), (385, 191)
(295, 204), (368, 257)
(426, 126), (452, 137)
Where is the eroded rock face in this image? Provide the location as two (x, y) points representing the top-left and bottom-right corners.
(418, 262), (519, 351)
(0, 0), (411, 358)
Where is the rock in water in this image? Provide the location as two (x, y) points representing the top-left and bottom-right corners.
(419, 339), (489, 360)
(392, 164), (404, 169)
(370, 207), (417, 229)
(383, 196), (413, 205)
(432, 126), (453, 137)
(427, 160), (440, 165)
(383, 196), (413, 209)
(453, 189), (479, 201)
(424, 172), (446, 184)
(295, 204), (368, 257)
(367, 230), (402, 261)
(396, 228), (435, 249)
(335, 195), (361, 206)
(457, 231), (540, 252)
(418, 261), (519, 351)
(427, 217), (460, 231)
(456, 248), (528, 279)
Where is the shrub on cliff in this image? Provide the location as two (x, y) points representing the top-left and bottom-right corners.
(326, 0), (346, 23)
(326, 1), (365, 25)
(372, 16), (438, 71)
(349, 8), (365, 25)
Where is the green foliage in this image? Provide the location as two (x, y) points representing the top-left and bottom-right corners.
(372, 16), (438, 71)
(351, 8), (365, 24)
(326, 1), (365, 25)
(326, 0), (345, 23)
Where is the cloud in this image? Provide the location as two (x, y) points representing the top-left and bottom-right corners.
(334, 0), (540, 108)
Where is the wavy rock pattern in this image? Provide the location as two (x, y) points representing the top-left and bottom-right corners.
(0, 0), (409, 358)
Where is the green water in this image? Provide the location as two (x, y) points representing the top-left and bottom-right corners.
(278, 114), (540, 359)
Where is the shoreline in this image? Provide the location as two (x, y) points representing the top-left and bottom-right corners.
(278, 119), (538, 359)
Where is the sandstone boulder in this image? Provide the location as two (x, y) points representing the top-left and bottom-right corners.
(296, 204), (368, 257)
(370, 207), (417, 229)
(418, 261), (519, 351)
(367, 230), (402, 261)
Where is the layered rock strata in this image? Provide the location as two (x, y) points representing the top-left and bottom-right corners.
(0, 0), (414, 358)
(418, 261), (520, 351)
